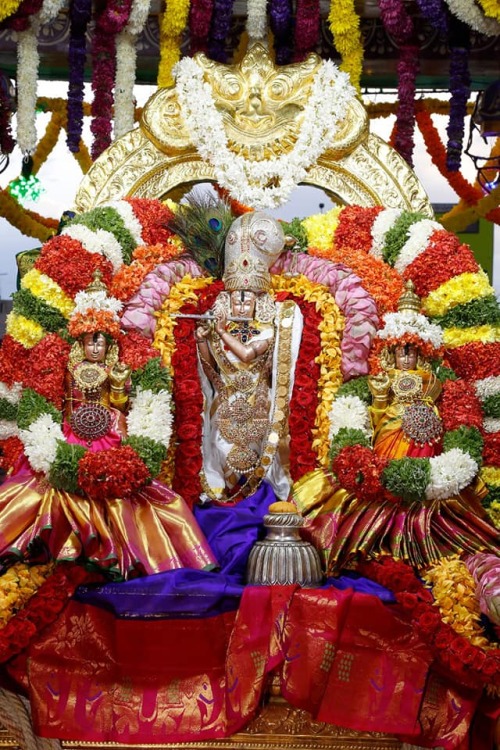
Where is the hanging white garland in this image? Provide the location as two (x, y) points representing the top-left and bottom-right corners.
(246, 0), (268, 40)
(174, 57), (356, 209)
(442, 0), (500, 36)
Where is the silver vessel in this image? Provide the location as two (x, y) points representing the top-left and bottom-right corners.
(246, 508), (323, 587)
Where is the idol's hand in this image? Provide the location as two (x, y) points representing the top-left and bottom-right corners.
(195, 322), (211, 342)
(368, 372), (390, 398)
(109, 362), (131, 390)
(215, 312), (227, 337)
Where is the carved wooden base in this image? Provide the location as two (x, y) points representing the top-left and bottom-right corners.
(56, 698), (402, 750)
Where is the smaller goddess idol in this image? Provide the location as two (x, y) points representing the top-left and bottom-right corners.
(0, 273), (216, 579)
(194, 212), (303, 504)
(294, 281), (500, 572)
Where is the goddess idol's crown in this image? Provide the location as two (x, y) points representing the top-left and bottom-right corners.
(223, 212), (285, 293)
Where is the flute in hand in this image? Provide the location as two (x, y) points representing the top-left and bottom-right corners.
(170, 313), (250, 322)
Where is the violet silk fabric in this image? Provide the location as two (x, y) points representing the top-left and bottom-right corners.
(74, 482), (394, 618)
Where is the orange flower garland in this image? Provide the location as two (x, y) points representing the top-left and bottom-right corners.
(110, 242), (183, 301)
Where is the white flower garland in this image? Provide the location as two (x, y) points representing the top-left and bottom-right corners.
(0, 420), (20, 440)
(114, 1), (152, 138)
(73, 289), (123, 318)
(328, 395), (371, 442)
(377, 310), (444, 349)
(0, 382), (23, 405)
(174, 57), (356, 209)
(61, 224), (124, 272)
(394, 219), (443, 273)
(483, 418), (500, 434)
(104, 200), (144, 246)
(126, 388), (173, 447)
(475, 376), (500, 401)
(247, 0), (268, 40)
(19, 413), (64, 474)
(369, 208), (402, 259)
(426, 448), (478, 500)
(442, 0), (500, 36)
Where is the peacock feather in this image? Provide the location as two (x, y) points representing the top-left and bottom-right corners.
(167, 192), (235, 278)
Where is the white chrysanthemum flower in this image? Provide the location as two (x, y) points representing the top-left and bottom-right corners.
(475, 376), (500, 401)
(127, 388), (173, 447)
(173, 57), (356, 209)
(378, 310), (443, 349)
(483, 418), (500, 434)
(73, 289), (123, 317)
(62, 224), (124, 272)
(0, 419), (20, 440)
(247, 0), (267, 39)
(19, 413), (64, 474)
(369, 208), (402, 258)
(0, 381), (23, 405)
(443, 0), (500, 36)
(394, 220), (442, 273)
(328, 395), (371, 441)
(426, 449), (478, 500)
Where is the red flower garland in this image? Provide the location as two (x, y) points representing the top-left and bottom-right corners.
(447, 342), (500, 381)
(332, 445), (389, 502)
(0, 564), (96, 665)
(24, 333), (70, 409)
(0, 335), (31, 386)
(0, 0), (43, 32)
(189, 0), (214, 54)
(171, 282), (223, 507)
(126, 198), (177, 247)
(293, 0), (320, 60)
(358, 556), (500, 689)
(483, 432), (500, 467)
(36, 236), (114, 298)
(118, 330), (159, 370)
(78, 445), (150, 500)
(440, 379), (484, 432)
(334, 206), (384, 255)
(0, 436), (24, 473)
(405, 230), (479, 299)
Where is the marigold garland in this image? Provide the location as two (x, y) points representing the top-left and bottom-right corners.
(327, 0), (363, 93)
(443, 325), (500, 349)
(6, 312), (45, 349)
(0, 562), (55, 628)
(0, 189), (55, 243)
(404, 230), (478, 299)
(157, 0), (191, 87)
(110, 242), (184, 302)
(301, 208), (342, 250)
(422, 271), (494, 318)
(0, 0), (24, 23)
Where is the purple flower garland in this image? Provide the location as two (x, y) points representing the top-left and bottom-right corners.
(90, 0), (132, 161)
(379, 0), (419, 166)
(414, 0), (448, 36)
(207, 0), (235, 63)
(446, 16), (471, 172)
(189, 0), (214, 54)
(67, 0), (92, 153)
(270, 0), (294, 64)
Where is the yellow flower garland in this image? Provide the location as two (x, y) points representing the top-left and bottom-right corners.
(422, 270), (493, 317)
(21, 268), (75, 317)
(476, 0), (500, 22)
(328, 0), (363, 94)
(423, 556), (492, 649)
(301, 207), (342, 251)
(6, 311), (45, 349)
(32, 109), (64, 175)
(0, 189), (55, 243)
(443, 324), (500, 348)
(440, 182), (500, 234)
(0, 0), (23, 23)
(157, 0), (191, 87)
(271, 274), (344, 466)
(0, 562), (55, 628)
(481, 466), (500, 486)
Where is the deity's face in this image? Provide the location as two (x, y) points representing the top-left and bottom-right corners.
(230, 290), (256, 320)
(82, 332), (108, 363)
(394, 343), (418, 371)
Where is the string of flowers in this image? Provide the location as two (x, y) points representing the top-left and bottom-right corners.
(446, 17), (470, 172)
(0, 188), (56, 242)
(207, 0), (235, 62)
(0, 73), (15, 155)
(359, 556), (500, 688)
(157, 0), (190, 88)
(0, 0), (24, 23)
(114, 0), (152, 138)
(189, 0), (214, 54)
(269, 0), (293, 64)
(0, 562), (55, 628)
(476, 0), (500, 22)
(0, 565), (97, 665)
(327, 0), (363, 94)
(415, 0), (448, 35)
(91, 0), (133, 160)
(66, 0), (92, 152)
(173, 56), (356, 208)
(442, 0), (500, 36)
(293, 0), (320, 61)
(247, 0), (267, 40)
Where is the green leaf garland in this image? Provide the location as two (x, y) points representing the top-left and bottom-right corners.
(432, 295), (500, 329)
(329, 427), (371, 461)
(49, 441), (87, 493)
(382, 212), (427, 267)
(442, 426), (484, 465)
(130, 357), (172, 396)
(0, 398), (18, 422)
(17, 389), (62, 430)
(335, 376), (371, 404)
(67, 206), (137, 265)
(12, 288), (68, 334)
(382, 457), (431, 504)
(482, 393), (500, 419)
(124, 435), (167, 477)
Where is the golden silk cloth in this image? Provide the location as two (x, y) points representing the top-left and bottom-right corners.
(24, 585), (481, 747)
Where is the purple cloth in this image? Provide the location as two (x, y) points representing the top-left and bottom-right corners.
(74, 481), (395, 617)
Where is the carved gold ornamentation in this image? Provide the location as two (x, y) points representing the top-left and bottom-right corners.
(74, 45), (432, 216)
